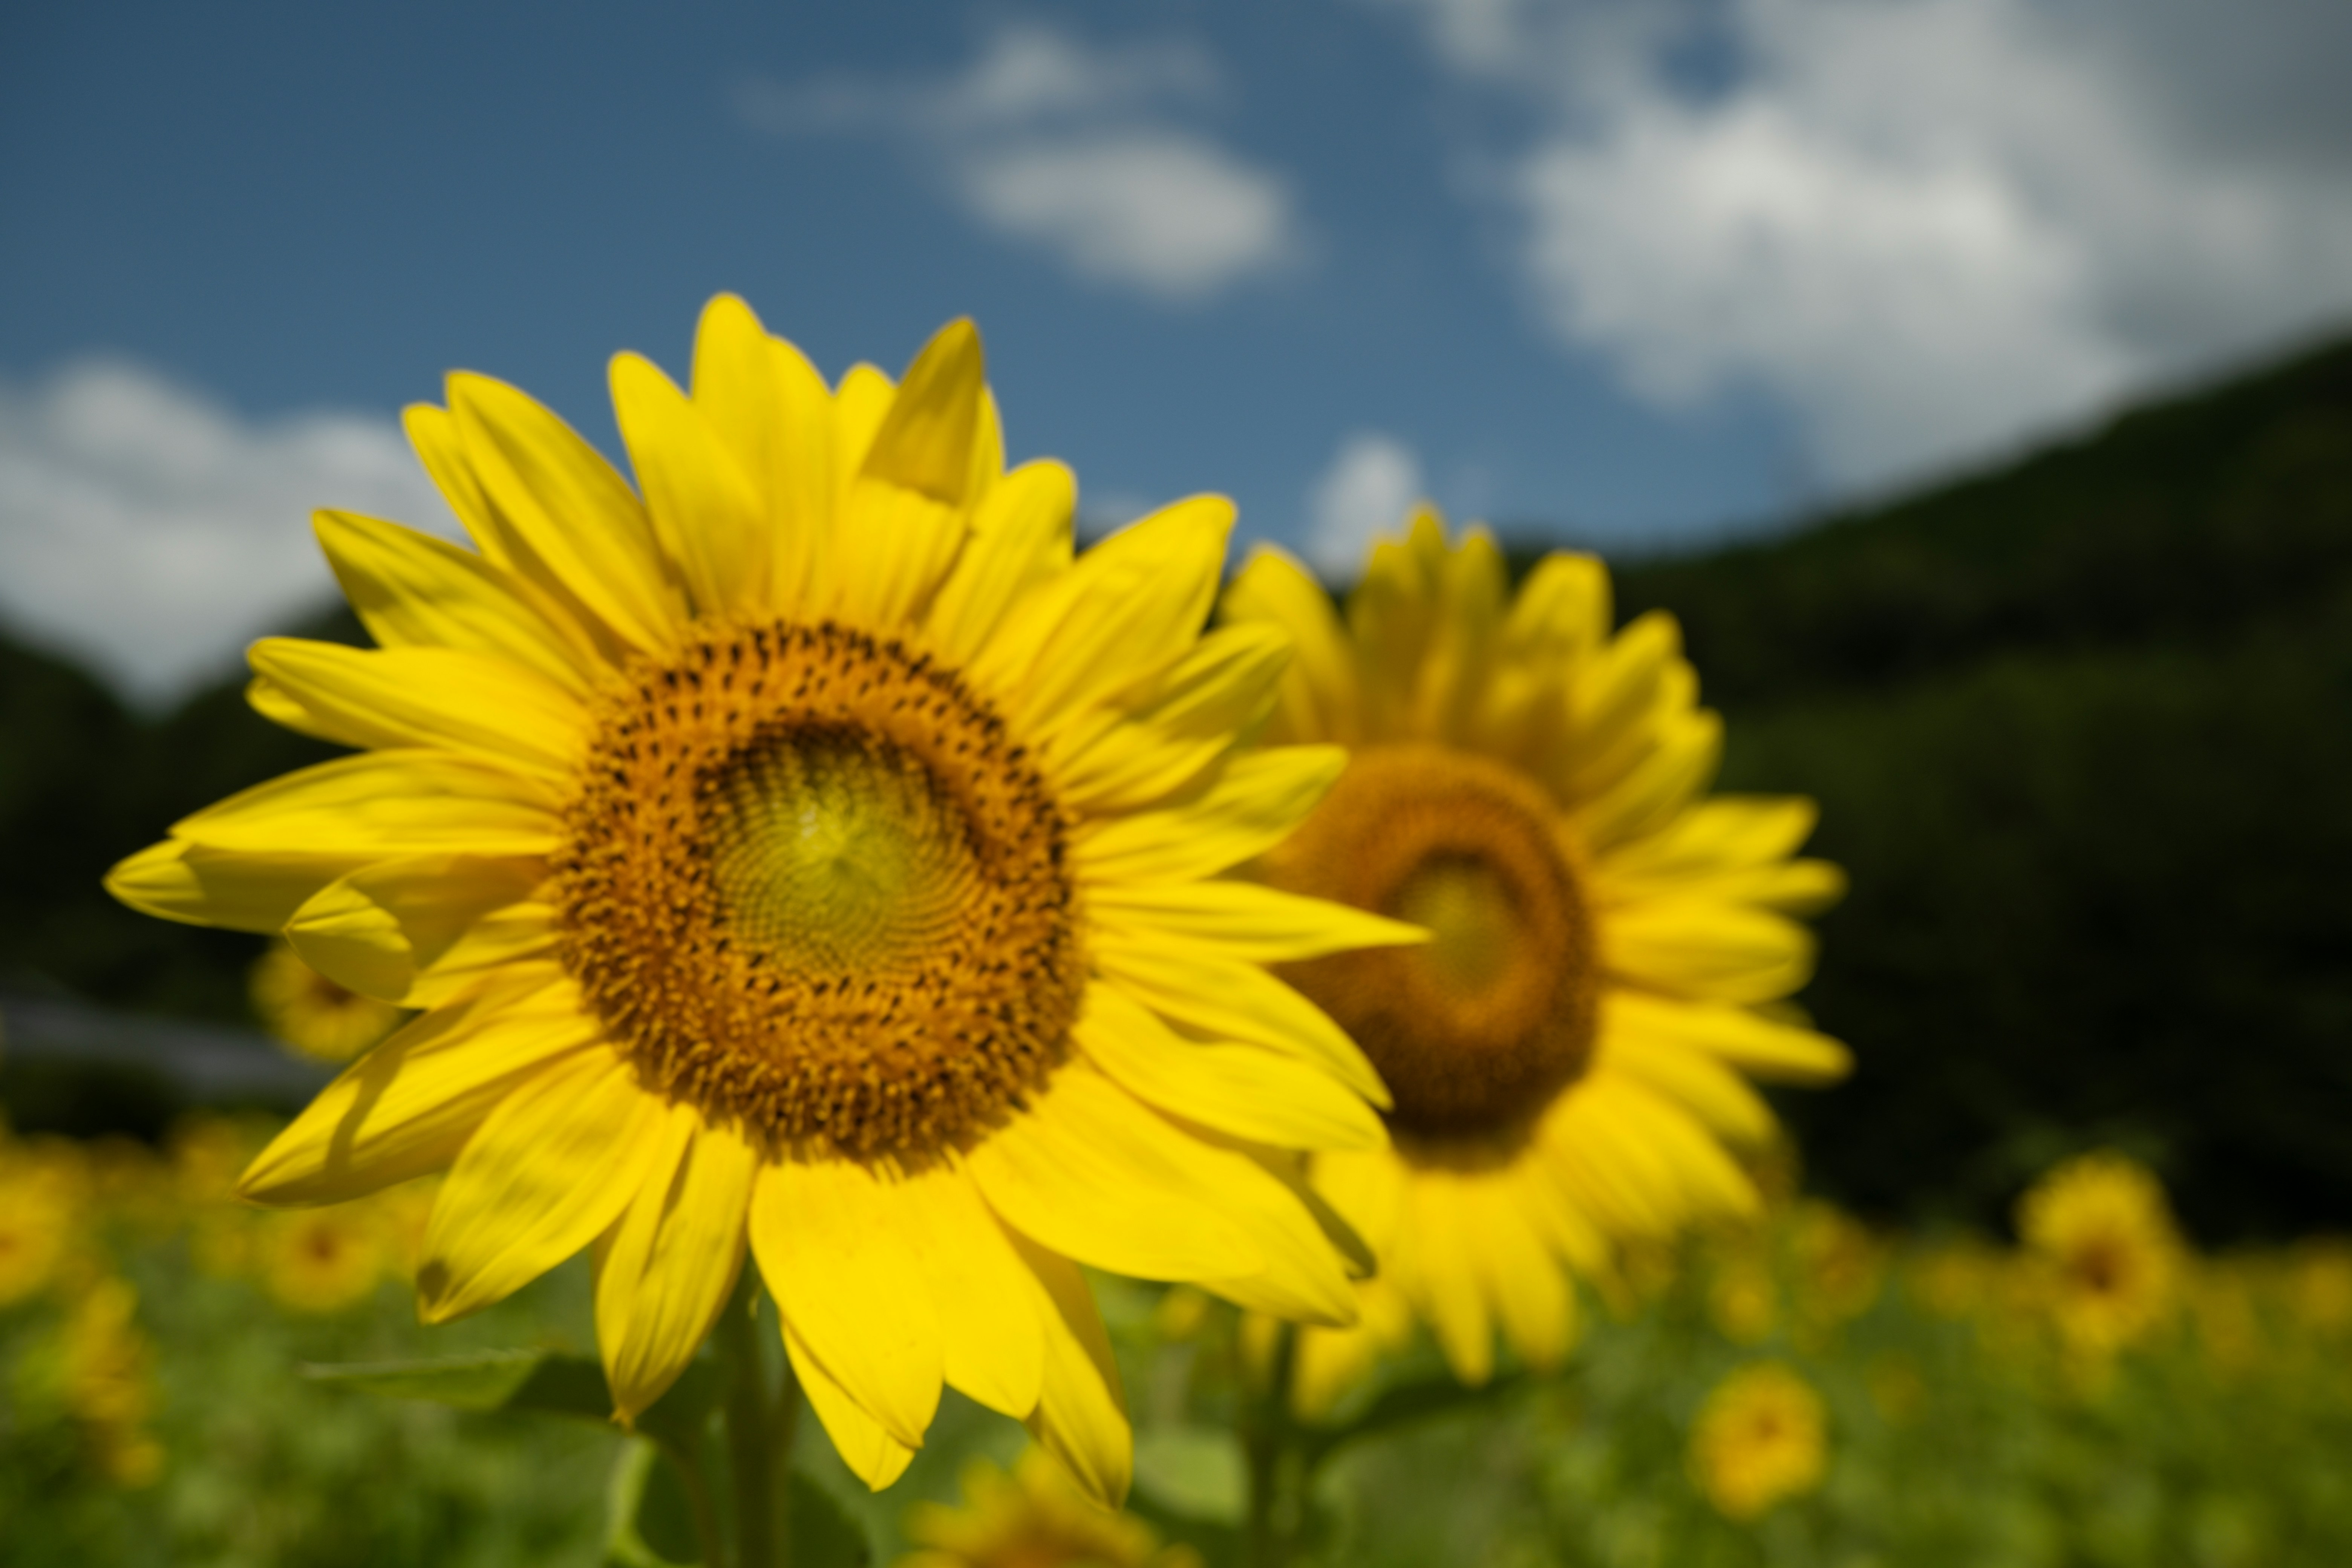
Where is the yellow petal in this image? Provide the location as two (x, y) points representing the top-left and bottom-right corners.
(406, 900), (561, 1008)
(749, 1159), (943, 1449)
(286, 854), (544, 1004)
(1398, 1171), (1493, 1384)
(1596, 1016), (1778, 1147)
(894, 1164), (1045, 1419)
(1292, 1317), (1382, 1422)
(315, 510), (597, 695)
(1222, 546), (1358, 746)
(403, 402), (505, 554)
(783, 1317), (918, 1490)
(106, 839), (347, 933)
(170, 750), (563, 858)
(863, 318), (988, 505)
(1075, 984), (1383, 1153)
(690, 296), (838, 610)
(966, 496), (1234, 738)
(1089, 879), (1424, 964)
(1469, 1181), (1574, 1372)
(240, 964), (601, 1204)
(1041, 622), (1289, 815)
(923, 459), (1076, 666)
(1604, 902), (1816, 1004)
(1574, 709), (1723, 849)
(611, 350), (770, 620)
(417, 1046), (663, 1323)
(1090, 936), (1389, 1107)
(595, 1112), (755, 1421)
(1005, 1230), (1132, 1507)
(447, 371), (682, 653)
(1605, 992), (1851, 1084)
(830, 364), (897, 495)
(247, 638), (586, 781)
(1072, 746), (1344, 885)
(827, 322), (992, 629)
(965, 1068), (1259, 1280)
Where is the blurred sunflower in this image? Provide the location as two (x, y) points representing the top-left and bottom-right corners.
(256, 1205), (390, 1314)
(1687, 1360), (1828, 1521)
(251, 939), (404, 1061)
(2015, 1150), (2182, 1360)
(108, 297), (1404, 1502)
(0, 1159), (76, 1306)
(898, 1449), (1202, 1568)
(54, 1277), (164, 1488)
(1222, 511), (1848, 1403)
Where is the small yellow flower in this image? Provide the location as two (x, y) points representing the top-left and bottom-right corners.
(898, 1450), (1202, 1568)
(1223, 512), (1849, 1397)
(251, 939), (404, 1062)
(2287, 1238), (2352, 1336)
(0, 1160), (78, 1307)
(56, 1277), (165, 1488)
(257, 1205), (390, 1314)
(1706, 1246), (1779, 1345)
(2015, 1150), (2182, 1359)
(1790, 1202), (1883, 1330)
(1689, 1360), (1828, 1521)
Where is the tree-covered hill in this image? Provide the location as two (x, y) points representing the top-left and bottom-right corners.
(1602, 334), (2352, 1239)
(5, 333), (2349, 1237)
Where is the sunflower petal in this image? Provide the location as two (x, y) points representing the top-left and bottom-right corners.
(1071, 746), (1345, 885)
(749, 1159), (943, 1449)
(896, 1164), (1045, 1419)
(611, 351), (770, 620)
(1606, 992), (1851, 1084)
(447, 372), (682, 653)
(315, 511), (596, 694)
(595, 1111), (755, 1422)
(966, 1069), (1259, 1280)
(1222, 546), (1359, 746)
(286, 854), (544, 1004)
(1090, 880), (1424, 964)
(783, 1318), (918, 1490)
(248, 638), (585, 780)
(239, 964), (600, 1205)
(924, 459), (1076, 666)
(1090, 936), (1388, 1106)
(416, 1047), (663, 1323)
(1005, 1231), (1131, 1507)
(1075, 985), (1383, 1153)
(168, 750), (562, 859)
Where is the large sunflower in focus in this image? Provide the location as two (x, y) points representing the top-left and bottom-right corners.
(1222, 510), (1850, 1408)
(107, 298), (1409, 1501)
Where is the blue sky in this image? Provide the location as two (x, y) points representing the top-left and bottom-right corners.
(6, 0), (2352, 701)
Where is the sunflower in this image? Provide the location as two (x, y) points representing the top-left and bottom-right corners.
(1687, 1360), (1828, 1521)
(256, 1205), (390, 1314)
(2014, 1150), (2181, 1360)
(251, 939), (405, 1061)
(1220, 510), (1848, 1405)
(898, 1449), (1202, 1568)
(107, 297), (1408, 1502)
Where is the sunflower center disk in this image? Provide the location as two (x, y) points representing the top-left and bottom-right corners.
(1260, 745), (1600, 1148)
(552, 622), (1084, 1163)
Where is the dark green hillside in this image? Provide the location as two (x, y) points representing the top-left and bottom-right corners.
(1603, 334), (2352, 1239)
(0, 615), (358, 1024)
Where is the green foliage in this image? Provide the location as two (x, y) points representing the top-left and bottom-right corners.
(1586, 336), (2352, 1237)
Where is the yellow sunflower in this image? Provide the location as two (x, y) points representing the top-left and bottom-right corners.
(1220, 510), (1849, 1407)
(106, 297), (1408, 1502)
(251, 939), (405, 1061)
(2014, 1150), (2182, 1360)
(1688, 1360), (1828, 1521)
(898, 1449), (1202, 1568)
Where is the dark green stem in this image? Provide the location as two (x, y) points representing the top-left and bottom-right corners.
(652, 1433), (729, 1568)
(1242, 1323), (1302, 1568)
(720, 1271), (784, 1568)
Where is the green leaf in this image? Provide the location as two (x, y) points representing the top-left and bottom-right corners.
(1133, 1424), (1248, 1525)
(605, 1439), (703, 1568)
(788, 1471), (873, 1568)
(299, 1349), (723, 1443)
(1299, 1370), (1531, 1472)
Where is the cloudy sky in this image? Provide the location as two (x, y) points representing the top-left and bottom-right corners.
(6, 0), (2351, 704)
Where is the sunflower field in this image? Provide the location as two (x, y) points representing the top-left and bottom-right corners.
(6, 1112), (2351, 1567)
(4, 300), (2350, 1568)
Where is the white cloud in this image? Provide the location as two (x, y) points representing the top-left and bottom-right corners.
(737, 22), (1304, 302)
(1308, 432), (1424, 581)
(0, 360), (457, 707)
(1378, 0), (2352, 488)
